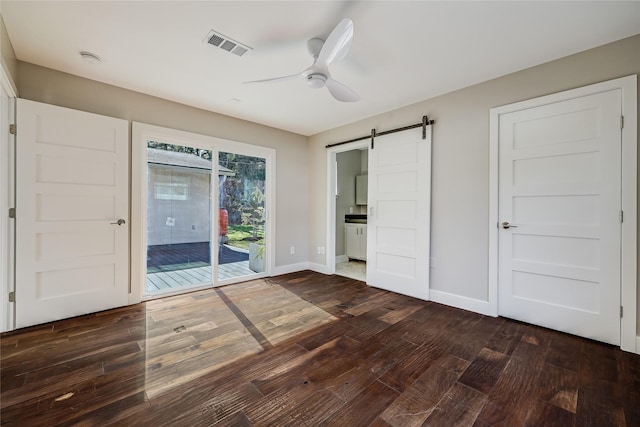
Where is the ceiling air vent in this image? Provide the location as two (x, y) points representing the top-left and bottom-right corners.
(204, 30), (252, 57)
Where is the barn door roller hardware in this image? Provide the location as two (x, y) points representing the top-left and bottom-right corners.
(325, 115), (435, 149)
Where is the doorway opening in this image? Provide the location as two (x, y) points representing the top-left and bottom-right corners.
(327, 142), (369, 281)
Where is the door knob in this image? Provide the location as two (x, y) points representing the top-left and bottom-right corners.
(501, 221), (517, 229)
(110, 219), (126, 226)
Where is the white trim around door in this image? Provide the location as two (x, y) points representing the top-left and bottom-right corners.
(488, 75), (637, 353)
(0, 64), (16, 332)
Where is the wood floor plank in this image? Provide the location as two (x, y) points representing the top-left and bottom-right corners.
(457, 347), (510, 395)
(0, 368), (148, 426)
(250, 336), (359, 396)
(295, 320), (355, 351)
(323, 380), (400, 426)
(545, 331), (583, 371)
(475, 337), (551, 426)
(616, 350), (640, 426)
(485, 320), (523, 356)
(268, 388), (344, 426)
(169, 382), (263, 427)
(378, 339), (448, 393)
(524, 399), (576, 427)
(323, 338), (417, 402)
(379, 354), (469, 427)
(448, 316), (505, 362)
(369, 417), (394, 427)
(119, 347), (308, 425)
(378, 303), (425, 325)
(536, 363), (578, 413)
(212, 410), (254, 427)
(243, 380), (334, 426)
(422, 382), (488, 426)
(71, 390), (150, 427)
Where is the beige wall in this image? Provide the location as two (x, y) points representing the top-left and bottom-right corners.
(17, 62), (310, 269)
(0, 14), (17, 88)
(309, 34), (640, 328)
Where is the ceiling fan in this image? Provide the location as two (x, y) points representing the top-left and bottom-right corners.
(246, 18), (360, 102)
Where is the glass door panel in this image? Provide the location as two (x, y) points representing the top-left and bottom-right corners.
(217, 152), (266, 281)
(145, 142), (213, 296)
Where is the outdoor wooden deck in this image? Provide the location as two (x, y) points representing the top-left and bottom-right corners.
(146, 261), (254, 294)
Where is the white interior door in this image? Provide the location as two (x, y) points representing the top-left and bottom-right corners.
(16, 99), (129, 328)
(366, 126), (431, 300)
(498, 89), (622, 345)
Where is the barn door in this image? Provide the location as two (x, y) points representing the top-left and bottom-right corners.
(366, 126), (431, 300)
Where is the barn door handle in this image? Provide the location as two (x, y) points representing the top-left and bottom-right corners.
(110, 219), (126, 226)
(501, 221), (517, 229)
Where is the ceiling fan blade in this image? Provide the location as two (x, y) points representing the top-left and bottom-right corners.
(244, 73), (303, 84)
(316, 18), (354, 68)
(326, 78), (360, 102)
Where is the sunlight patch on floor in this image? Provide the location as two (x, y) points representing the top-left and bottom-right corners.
(143, 279), (336, 398)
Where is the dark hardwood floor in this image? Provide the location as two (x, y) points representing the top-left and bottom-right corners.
(1, 271), (639, 426)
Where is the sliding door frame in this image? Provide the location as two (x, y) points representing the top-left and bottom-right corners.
(131, 122), (275, 303)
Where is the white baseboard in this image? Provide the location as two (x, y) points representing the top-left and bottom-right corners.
(272, 262), (310, 276)
(430, 289), (496, 317)
(636, 335), (640, 355)
(335, 255), (348, 264)
(308, 262), (332, 275)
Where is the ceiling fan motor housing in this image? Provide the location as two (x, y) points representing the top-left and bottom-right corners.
(306, 73), (327, 89)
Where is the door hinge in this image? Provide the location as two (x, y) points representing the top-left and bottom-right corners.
(8, 291), (15, 303)
(8, 208), (15, 219)
(620, 116), (624, 129)
(9, 124), (16, 135)
(620, 305), (623, 318)
(620, 210), (623, 224)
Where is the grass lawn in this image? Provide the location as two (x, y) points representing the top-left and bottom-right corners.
(226, 224), (264, 251)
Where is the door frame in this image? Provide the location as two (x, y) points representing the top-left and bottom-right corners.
(131, 122), (275, 303)
(488, 75), (638, 353)
(325, 140), (369, 275)
(0, 65), (16, 332)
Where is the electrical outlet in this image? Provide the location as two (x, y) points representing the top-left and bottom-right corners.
(290, 246), (295, 255)
(349, 207), (354, 213)
(317, 246), (325, 255)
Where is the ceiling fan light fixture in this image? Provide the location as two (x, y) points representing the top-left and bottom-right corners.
(306, 73), (327, 89)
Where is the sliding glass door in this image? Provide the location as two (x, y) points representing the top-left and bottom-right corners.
(136, 129), (274, 299)
(145, 142), (213, 296)
(217, 152), (267, 281)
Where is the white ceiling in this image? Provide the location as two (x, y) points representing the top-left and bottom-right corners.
(2, 1), (639, 136)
